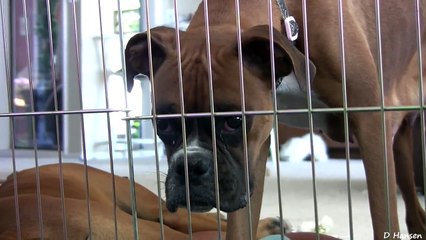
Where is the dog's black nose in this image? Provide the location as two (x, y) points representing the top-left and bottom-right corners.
(174, 151), (212, 179)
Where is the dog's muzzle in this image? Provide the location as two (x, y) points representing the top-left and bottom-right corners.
(165, 146), (249, 213)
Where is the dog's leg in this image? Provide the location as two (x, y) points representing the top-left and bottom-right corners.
(162, 208), (227, 234)
(393, 115), (426, 235)
(353, 112), (400, 239)
(226, 142), (269, 240)
(114, 177), (227, 234)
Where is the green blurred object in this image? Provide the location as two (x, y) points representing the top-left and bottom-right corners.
(131, 120), (142, 138)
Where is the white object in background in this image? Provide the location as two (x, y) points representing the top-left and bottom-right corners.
(298, 215), (334, 234)
(279, 133), (328, 162)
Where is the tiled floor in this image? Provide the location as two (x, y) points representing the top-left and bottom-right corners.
(0, 150), (423, 239)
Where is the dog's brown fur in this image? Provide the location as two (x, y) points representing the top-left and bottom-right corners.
(0, 163), (281, 239)
(124, 0), (426, 239)
(289, 1), (426, 239)
(191, 1), (426, 239)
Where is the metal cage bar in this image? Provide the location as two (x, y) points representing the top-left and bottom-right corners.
(202, 0), (225, 237)
(337, 0), (355, 238)
(301, 1), (320, 238)
(0, 1), (425, 240)
(267, 0), (286, 238)
(415, 0), (426, 209)
(234, 0), (255, 238)
(114, 0), (142, 238)
(143, 0), (167, 239)
(171, 0), (194, 237)
(21, 0), (45, 237)
(374, 0), (392, 233)
(96, 0), (120, 238)
(69, 0), (94, 238)
(44, 0), (68, 238)
(0, 1), (21, 239)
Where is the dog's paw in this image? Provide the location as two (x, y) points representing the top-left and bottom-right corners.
(256, 217), (293, 239)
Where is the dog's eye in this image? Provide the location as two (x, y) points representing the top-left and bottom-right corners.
(156, 119), (174, 134)
(223, 116), (242, 132)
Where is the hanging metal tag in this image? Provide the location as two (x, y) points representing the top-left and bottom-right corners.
(284, 16), (298, 41)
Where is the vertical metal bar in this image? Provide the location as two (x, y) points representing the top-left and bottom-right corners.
(115, 0), (129, 111)
(172, 1), (193, 237)
(374, 0), (392, 232)
(96, 1), (119, 239)
(143, 0), (166, 238)
(115, 0), (139, 238)
(337, 1), (354, 239)
(69, 1), (93, 238)
(44, 0), (68, 238)
(234, 0), (254, 239)
(0, 2), (21, 239)
(414, 0), (426, 207)
(125, 119), (139, 239)
(22, 0), (44, 238)
(266, 0), (285, 238)
(202, 0), (223, 237)
(301, 1), (320, 239)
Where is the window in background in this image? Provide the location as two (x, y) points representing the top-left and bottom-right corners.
(11, 0), (62, 149)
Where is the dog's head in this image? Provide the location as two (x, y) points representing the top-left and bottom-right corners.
(125, 25), (315, 212)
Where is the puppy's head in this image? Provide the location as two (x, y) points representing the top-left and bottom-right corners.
(125, 25), (315, 212)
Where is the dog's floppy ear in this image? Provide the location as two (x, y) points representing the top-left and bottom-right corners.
(125, 26), (176, 92)
(240, 25), (316, 90)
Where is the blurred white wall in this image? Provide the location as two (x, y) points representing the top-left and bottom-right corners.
(65, 0), (203, 159)
(0, 0), (203, 155)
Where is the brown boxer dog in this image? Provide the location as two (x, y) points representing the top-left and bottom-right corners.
(0, 163), (283, 239)
(125, 0), (425, 239)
